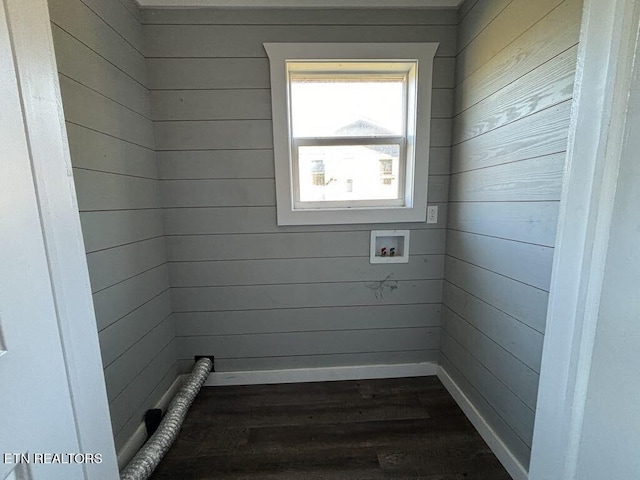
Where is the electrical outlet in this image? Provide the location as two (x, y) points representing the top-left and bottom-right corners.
(427, 205), (438, 224)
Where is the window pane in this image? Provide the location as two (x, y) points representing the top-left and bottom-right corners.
(297, 144), (401, 202)
(290, 78), (404, 138)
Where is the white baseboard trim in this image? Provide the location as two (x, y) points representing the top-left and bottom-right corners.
(205, 362), (438, 386)
(437, 366), (528, 480)
(116, 375), (184, 470)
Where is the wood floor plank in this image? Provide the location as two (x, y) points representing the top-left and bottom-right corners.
(150, 377), (511, 480)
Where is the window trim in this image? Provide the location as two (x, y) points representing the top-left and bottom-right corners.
(264, 42), (439, 226)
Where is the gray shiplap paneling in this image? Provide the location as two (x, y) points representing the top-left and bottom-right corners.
(177, 328), (441, 359)
(169, 255), (444, 287)
(73, 169), (161, 212)
(66, 123), (157, 178)
(48, 0), (147, 85)
(443, 282), (543, 372)
(51, 0), (176, 457)
(141, 8), (457, 25)
(146, 57), (455, 90)
(449, 153), (565, 203)
(52, 25), (150, 116)
(443, 0), (581, 466)
(172, 280), (443, 312)
(443, 307), (539, 409)
(163, 205), (448, 235)
(79, 209), (165, 253)
(87, 237), (167, 292)
(451, 101), (571, 174)
(174, 304), (442, 336)
(454, 0), (582, 114)
(453, 46), (577, 144)
(448, 201), (559, 247)
(455, 0), (565, 84)
(144, 24), (456, 58)
(166, 229), (446, 261)
(446, 230), (554, 291)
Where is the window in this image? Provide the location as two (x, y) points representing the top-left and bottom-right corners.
(264, 43), (438, 225)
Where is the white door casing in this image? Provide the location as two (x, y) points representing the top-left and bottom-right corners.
(0, 0), (118, 478)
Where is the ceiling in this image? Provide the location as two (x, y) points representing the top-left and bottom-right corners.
(135, 0), (462, 8)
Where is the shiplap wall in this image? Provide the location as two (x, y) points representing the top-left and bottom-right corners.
(48, 0), (178, 452)
(442, 0), (582, 468)
(140, 8), (456, 374)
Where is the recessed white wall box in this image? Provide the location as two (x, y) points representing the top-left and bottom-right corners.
(370, 230), (410, 264)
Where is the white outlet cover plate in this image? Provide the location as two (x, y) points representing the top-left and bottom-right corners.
(427, 205), (438, 224)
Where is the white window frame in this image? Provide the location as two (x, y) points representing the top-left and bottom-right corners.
(264, 42), (438, 226)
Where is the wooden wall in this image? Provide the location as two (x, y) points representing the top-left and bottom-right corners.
(140, 7), (457, 374)
(48, 0), (178, 452)
(442, 0), (582, 468)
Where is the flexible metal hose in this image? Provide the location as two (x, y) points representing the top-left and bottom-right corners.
(120, 358), (212, 480)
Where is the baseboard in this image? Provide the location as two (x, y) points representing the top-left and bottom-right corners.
(437, 366), (528, 480)
(205, 362), (438, 386)
(116, 374), (183, 470)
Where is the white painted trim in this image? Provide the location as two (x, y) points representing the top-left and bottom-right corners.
(5, 0), (119, 478)
(205, 362), (437, 386)
(264, 42), (437, 226)
(116, 375), (184, 470)
(136, 0), (462, 8)
(437, 367), (528, 480)
(529, 1), (640, 479)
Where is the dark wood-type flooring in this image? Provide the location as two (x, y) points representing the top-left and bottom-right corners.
(150, 376), (512, 479)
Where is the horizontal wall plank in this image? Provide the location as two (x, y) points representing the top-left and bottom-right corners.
(52, 25), (150, 117)
(166, 229), (446, 261)
(448, 201), (559, 247)
(109, 341), (177, 436)
(99, 290), (172, 366)
(451, 101), (571, 173)
(160, 175), (448, 208)
(178, 350), (439, 374)
(79, 209), (165, 253)
(93, 265), (170, 330)
(455, 0), (581, 114)
(445, 257), (548, 333)
(146, 57), (455, 90)
(443, 307), (539, 409)
(87, 237), (167, 292)
(169, 255), (444, 287)
(60, 76), (154, 149)
(174, 304), (441, 336)
(441, 333), (535, 445)
(449, 153), (565, 202)
(151, 89), (271, 120)
(48, 0), (147, 85)
(446, 230), (554, 291)
(455, 0), (565, 84)
(444, 282), (543, 372)
(141, 8), (457, 25)
(104, 315), (174, 402)
(163, 205), (448, 235)
(80, 0), (145, 53)
(171, 279), (443, 312)
(457, 0), (512, 54)
(144, 25), (456, 58)
(161, 178), (275, 207)
(66, 123), (157, 178)
(453, 46), (577, 143)
(73, 169), (160, 211)
(154, 119), (273, 150)
(157, 149), (274, 179)
(439, 354), (531, 466)
(177, 327), (441, 359)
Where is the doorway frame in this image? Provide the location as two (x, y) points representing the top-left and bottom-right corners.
(529, 0), (640, 478)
